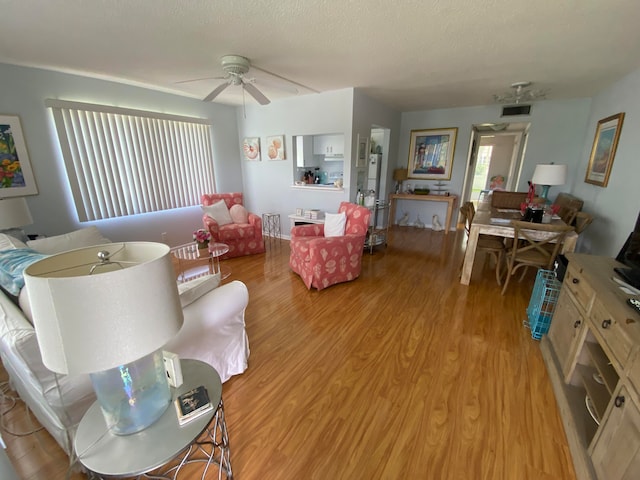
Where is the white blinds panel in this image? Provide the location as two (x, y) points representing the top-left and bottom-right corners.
(49, 103), (215, 220)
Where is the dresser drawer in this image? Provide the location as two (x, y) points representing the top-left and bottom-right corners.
(564, 263), (594, 313)
(590, 297), (633, 371)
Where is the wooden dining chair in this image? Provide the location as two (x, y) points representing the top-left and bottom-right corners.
(460, 201), (505, 285)
(558, 206), (579, 226)
(574, 212), (594, 234)
(501, 220), (574, 295)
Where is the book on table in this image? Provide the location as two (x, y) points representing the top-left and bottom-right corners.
(174, 385), (213, 426)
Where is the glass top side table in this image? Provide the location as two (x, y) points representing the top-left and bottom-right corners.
(74, 359), (232, 478)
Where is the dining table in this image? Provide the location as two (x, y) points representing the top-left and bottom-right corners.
(460, 205), (578, 285)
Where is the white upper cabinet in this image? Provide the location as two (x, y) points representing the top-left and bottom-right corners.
(313, 134), (344, 157)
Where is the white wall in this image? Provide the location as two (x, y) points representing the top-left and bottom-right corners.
(236, 89), (354, 235)
(352, 89), (402, 202)
(396, 99), (592, 228)
(0, 63), (241, 246)
(570, 67), (640, 256)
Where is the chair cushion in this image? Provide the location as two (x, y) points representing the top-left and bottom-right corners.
(229, 204), (249, 224)
(218, 223), (257, 241)
(324, 212), (346, 237)
(202, 200), (233, 226)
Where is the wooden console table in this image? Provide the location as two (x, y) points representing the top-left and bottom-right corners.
(388, 193), (458, 234)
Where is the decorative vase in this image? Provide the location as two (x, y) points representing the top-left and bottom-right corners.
(197, 241), (209, 250)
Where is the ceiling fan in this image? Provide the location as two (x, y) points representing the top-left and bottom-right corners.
(179, 55), (311, 105)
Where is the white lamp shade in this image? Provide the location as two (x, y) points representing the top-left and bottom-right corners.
(531, 164), (567, 186)
(24, 242), (184, 375)
(0, 197), (33, 229)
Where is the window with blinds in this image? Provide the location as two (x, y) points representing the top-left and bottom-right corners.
(46, 100), (216, 221)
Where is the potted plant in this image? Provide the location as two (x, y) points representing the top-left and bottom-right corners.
(193, 228), (211, 250)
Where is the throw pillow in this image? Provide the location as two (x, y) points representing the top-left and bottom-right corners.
(202, 200), (233, 226)
(26, 226), (111, 255)
(0, 228), (29, 243)
(324, 212), (347, 237)
(176, 273), (221, 307)
(0, 233), (28, 251)
(229, 204), (249, 224)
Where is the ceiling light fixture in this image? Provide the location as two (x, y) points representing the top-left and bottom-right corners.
(493, 81), (547, 104)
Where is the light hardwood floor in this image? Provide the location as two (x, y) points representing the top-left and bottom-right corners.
(1, 226), (577, 479)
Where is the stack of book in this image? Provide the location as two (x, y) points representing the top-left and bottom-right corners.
(304, 209), (323, 220)
(174, 385), (213, 426)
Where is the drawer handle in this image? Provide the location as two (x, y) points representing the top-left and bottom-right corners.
(601, 319), (612, 329)
(571, 278), (579, 284)
(615, 395), (625, 408)
(573, 320), (581, 329)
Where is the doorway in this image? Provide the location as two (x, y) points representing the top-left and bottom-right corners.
(460, 122), (530, 208)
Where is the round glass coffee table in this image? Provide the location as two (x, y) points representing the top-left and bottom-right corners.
(171, 242), (230, 283)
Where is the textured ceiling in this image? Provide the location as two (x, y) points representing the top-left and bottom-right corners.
(1, 0), (639, 111)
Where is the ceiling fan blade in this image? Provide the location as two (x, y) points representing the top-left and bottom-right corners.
(175, 75), (227, 85)
(204, 82), (231, 102)
(243, 82), (270, 105)
(252, 76), (299, 94)
(252, 65), (320, 94)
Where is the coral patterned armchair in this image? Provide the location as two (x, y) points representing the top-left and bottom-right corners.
(201, 193), (265, 259)
(289, 202), (371, 290)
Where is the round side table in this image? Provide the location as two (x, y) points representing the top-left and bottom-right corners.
(74, 360), (232, 478)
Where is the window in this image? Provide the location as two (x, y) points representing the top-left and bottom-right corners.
(46, 100), (215, 221)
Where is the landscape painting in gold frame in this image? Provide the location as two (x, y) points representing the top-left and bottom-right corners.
(584, 112), (624, 187)
(407, 127), (457, 180)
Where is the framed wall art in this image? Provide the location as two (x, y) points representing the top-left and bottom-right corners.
(584, 112), (625, 187)
(242, 137), (261, 161)
(0, 115), (38, 198)
(356, 134), (368, 168)
(407, 127), (457, 180)
(266, 135), (285, 160)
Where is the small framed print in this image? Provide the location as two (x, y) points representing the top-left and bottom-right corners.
(242, 137), (261, 161)
(266, 135), (285, 160)
(584, 112), (625, 187)
(295, 207), (304, 216)
(356, 134), (368, 168)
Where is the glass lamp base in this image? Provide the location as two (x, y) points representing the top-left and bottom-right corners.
(90, 349), (171, 435)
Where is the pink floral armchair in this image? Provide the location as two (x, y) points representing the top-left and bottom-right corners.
(201, 193), (265, 259)
(289, 202), (371, 290)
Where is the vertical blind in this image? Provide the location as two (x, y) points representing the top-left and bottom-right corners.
(46, 100), (216, 221)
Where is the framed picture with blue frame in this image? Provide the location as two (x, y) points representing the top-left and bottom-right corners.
(407, 127), (457, 181)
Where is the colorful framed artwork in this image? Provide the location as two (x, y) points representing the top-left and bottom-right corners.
(407, 127), (457, 180)
(0, 115), (38, 198)
(585, 112), (625, 187)
(266, 135), (285, 160)
(356, 134), (368, 168)
(242, 137), (261, 161)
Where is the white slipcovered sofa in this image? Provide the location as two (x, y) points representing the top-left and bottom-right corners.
(0, 228), (249, 455)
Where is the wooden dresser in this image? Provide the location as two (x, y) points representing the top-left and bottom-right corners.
(540, 253), (640, 480)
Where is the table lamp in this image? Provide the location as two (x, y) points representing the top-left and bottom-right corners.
(0, 197), (33, 229)
(24, 242), (184, 435)
(531, 164), (567, 202)
(393, 168), (408, 193)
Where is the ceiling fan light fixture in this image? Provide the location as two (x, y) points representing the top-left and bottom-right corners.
(494, 81), (547, 104)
